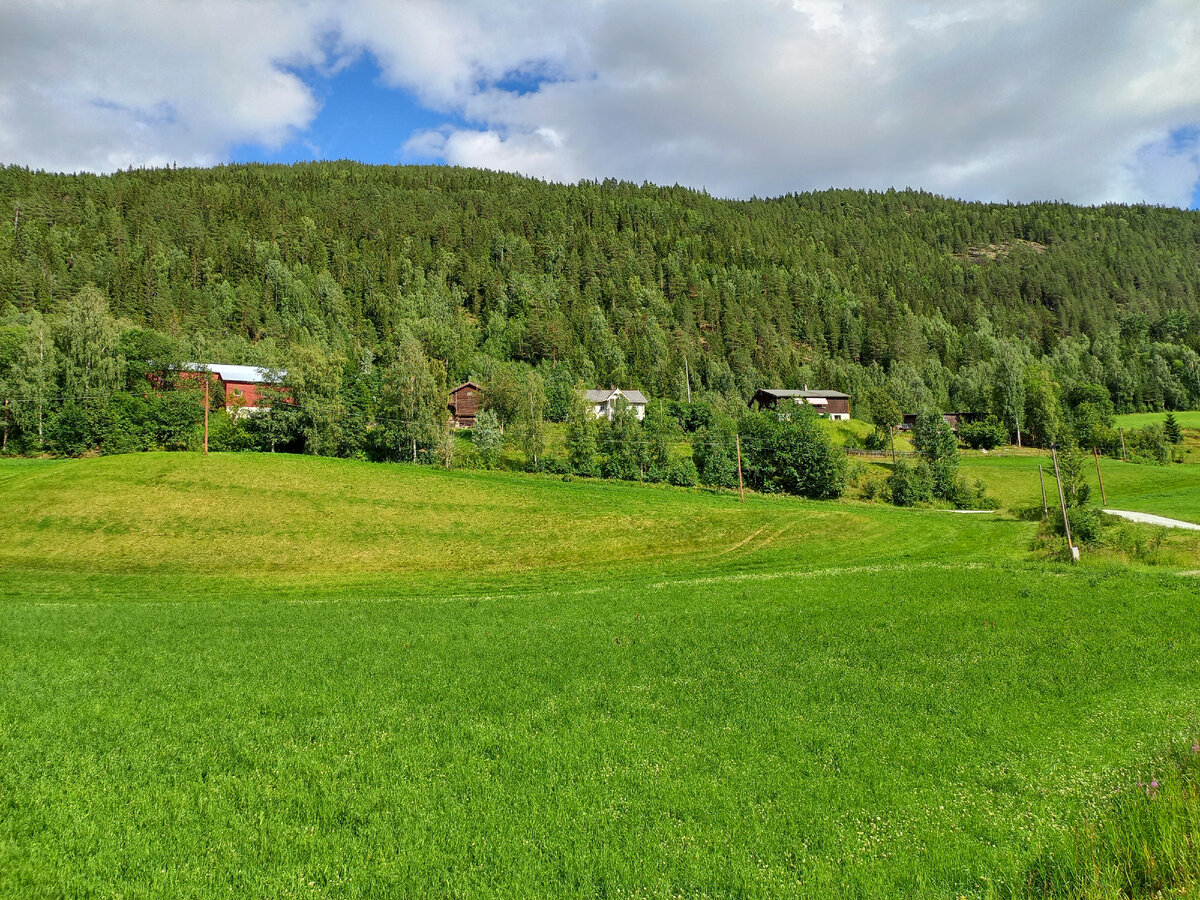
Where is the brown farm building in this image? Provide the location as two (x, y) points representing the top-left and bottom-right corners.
(752, 388), (851, 420)
(448, 382), (482, 427)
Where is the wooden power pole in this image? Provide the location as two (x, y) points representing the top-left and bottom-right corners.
(1093, 447), (1107, 506)
(735, 434), (745, 503)
(203, 376), (210, 455)
(1037, 464), (1049, 521)
(1051, 447), (1077, 561)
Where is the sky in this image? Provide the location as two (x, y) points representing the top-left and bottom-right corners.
(2, 0), (1200, 208)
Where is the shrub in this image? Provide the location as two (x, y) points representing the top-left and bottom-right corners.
(949, 477), (999, 510)
(1104, 521), (1167, 563)
(858, 474), (888, 501)
(666, 457), (699, 487)
(863, 429), (888, 451)
(1051, 505), (1101, 544)
(533, 456), (569, 475)
(206, 411), (254, 453)
(48, 400), (110, 456)
(1124, 425), (1169, 465)
(1055, 448), (1092, 507)
(958, 415), (1007, 450)
(887, 460), (933, 506)
(471, 409), (504, 469)
(692, 423), (738, 488)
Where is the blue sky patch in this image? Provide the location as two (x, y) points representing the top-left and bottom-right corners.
(230, 54), (462, 166)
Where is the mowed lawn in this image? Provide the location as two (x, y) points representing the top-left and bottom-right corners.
(2, 454), (1199, 898)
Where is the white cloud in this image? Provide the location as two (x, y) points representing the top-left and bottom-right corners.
(2, 0), (1199, 205)
(0, 0), (328, 172)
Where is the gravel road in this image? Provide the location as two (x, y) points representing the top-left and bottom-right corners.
(1102, 509), (1200, 531)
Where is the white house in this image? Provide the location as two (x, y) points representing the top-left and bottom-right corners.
(583, 388), (649, 420)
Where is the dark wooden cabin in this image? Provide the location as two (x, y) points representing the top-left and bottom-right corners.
(752, 388), (851, 420)
(448, 381), (482, 427)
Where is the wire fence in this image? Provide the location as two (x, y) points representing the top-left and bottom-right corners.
(843, 448), (920, 459)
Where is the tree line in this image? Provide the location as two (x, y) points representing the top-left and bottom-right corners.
(1, 162), (1198, 489)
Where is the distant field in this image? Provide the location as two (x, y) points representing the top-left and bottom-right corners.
(960, 453), (1200, 524)
(1112, 410), (1200, 430)
(2, 454), (1198, 898)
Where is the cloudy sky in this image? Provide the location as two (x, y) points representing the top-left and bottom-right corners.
(2, 0), (1199, 207)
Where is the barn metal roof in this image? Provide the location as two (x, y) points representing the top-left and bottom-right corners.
(584, 388), (649, 404)
(184, 363), (284, 384)
(758, 388), (850, 399)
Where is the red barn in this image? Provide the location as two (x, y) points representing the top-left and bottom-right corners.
(448, 381), (482, 427)
(183, 363), (288, 416)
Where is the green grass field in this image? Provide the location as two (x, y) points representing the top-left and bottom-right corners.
(959, 453), (1200, 524)
(1112, 410), (1200, 431)
(2, 453), (1199, 898)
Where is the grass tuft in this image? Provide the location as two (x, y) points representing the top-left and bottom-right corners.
(1016, 739), (1200, 899)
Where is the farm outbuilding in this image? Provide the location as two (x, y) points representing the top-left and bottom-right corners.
(752, 388), (851, 420)
(448, 382), (482, 427)
(183, 363), (287, 416)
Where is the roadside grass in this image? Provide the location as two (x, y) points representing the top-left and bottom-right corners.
(2, 453), (1199, 897)
(1014, 738), (1200, 899)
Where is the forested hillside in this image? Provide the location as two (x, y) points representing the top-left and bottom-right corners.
(1, 161), (1198, 461)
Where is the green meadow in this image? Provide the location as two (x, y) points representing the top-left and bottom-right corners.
(2, 453), (1199, 898)
(958, 452), (1200, 524)
(1113, 410), (1200, 431)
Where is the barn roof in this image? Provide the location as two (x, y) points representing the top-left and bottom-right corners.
(184, 363), (284, 384)
(757, 388), (850, 399)
(584, 388), (649, 404)
(450, 381), (481, 394)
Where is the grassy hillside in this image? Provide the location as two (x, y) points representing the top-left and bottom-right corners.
(0, 453), (1026, 583)
(959, 453), (1200, 524)
(2, 454), (1199, 898)
(1113, 410), (1200, 430)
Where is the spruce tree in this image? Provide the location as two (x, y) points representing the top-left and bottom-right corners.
(1163, 412), (1183, 445)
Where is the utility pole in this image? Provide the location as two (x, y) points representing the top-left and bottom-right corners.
(529, 389), (538, 469)
(683, 356), (692, 403)
(1051, 446), (1077, 561)
(1119, 428), (1127, 461)
(1037, 464), (1049, 521)
(203, 375), (210, 454)
(1093, 447), (1107, 506)
(735, 433), (745, 503)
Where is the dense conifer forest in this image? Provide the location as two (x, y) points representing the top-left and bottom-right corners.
(1, 161), (1198, 467)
